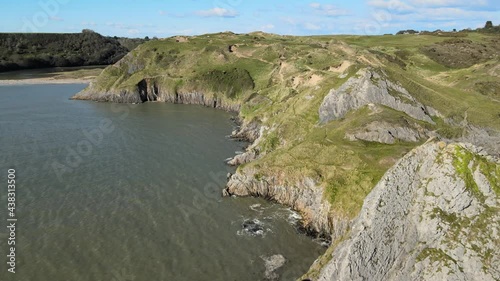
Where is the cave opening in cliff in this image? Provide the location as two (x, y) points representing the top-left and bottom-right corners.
(138, 79), (148, 103)
(137, 79), (159, 102)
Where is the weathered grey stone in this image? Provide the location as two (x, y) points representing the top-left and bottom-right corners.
(262, 255), (286, 280)
(227, 150), (257, 166)
(455, 125), (500, 157)
(319, 69), (439, 124)
(317, 141), (500, 281)
(345, 120), (434, 144)
(224, 171), (346, 238)
(73, 78), (241, 112)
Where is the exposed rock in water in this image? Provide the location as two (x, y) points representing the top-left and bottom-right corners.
(319, 68), (439, 124)
(262, 254), (287, 280)
(241, 219), (265, 236)
(317, 141), (500, 281)
(345, 120), (435, 144)
(72, 86), (144, 104)
(224, 172), (349, 240)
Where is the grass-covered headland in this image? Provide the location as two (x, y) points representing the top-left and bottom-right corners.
(73, 29), (500, 279)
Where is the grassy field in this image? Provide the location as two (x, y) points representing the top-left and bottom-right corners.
(84, 31), (500, 220)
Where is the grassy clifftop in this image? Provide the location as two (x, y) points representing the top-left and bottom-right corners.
(79, 31), (499, 218)
(77, 31), (500, 279)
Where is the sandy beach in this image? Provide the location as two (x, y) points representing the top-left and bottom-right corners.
(0, 77), (94, 85)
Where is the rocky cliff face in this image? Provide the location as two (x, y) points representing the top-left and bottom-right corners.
(317, 141), (500, 281)
(224, 169), (349, 239)
(345, 120), (434, 144)
(319, 69), (440, 124)
(70, 32), (500, 281)
(72, 78), (241, 112)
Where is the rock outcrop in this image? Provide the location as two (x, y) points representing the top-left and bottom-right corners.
(317, 141), (500, 281)
(224, 169), (349, 239)
(262, 255), (287, 280)
(73, 78), (241, 112)
(227, 121), (263, 166)
(68, 32), (500, 281)
(319, 69), (440, 124)
(227, 150), (258, 166)
(346, 120), (434, 144)
(456, 125), (500, 157)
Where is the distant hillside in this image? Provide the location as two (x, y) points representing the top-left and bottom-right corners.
(395, 20), (500, 35)
(0, 31), (145, 72)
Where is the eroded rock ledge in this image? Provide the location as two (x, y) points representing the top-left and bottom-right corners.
(345, 120), (435, 144)
(223, 169), (349, 240)
(72, 78), (241, 112)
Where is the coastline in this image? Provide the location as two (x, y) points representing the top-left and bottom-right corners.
(0, 77), (93, 85)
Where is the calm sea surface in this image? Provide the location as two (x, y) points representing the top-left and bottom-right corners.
(0, 84), (324, 281)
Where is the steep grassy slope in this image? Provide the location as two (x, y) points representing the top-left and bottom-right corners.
(74, 31), (500, 278)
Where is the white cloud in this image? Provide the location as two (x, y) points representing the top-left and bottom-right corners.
(127, 29), (140, 35)
(261, 24), (275, 30)
(310, 2), (321, 8)
(368, 0), (414, 12)
(281, 17), (298, 25)
(81, 21), (96, 26)
(304, 22), (321, 30)
(409, 0), (487, 7)
(195, 8), (239, 18)
(50, 16), (64, 21)
(310, 2), (349, 16)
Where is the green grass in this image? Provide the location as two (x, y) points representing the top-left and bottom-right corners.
(453, 146), (500, 196)
(453, 146), (483, 198)
(80, 31), (500, 279)
(417, 248), (458, 265)
(82, 30), (499, 227)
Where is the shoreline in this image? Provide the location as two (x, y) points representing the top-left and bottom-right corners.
(0, 77), (93, 85)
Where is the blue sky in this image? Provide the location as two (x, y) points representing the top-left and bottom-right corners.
(1, 0), (499, 37)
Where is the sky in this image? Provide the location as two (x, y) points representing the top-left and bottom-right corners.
(0, 0), (499, 37)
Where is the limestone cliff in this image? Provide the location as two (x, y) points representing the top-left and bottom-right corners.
(224, 169), (349, 239)
(69, 32), (500, 280)
(345, 119), (434, 144)
(319, 69), (440, 124)
(316, 141), (500, 281)
(73, 78), (241, 112)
